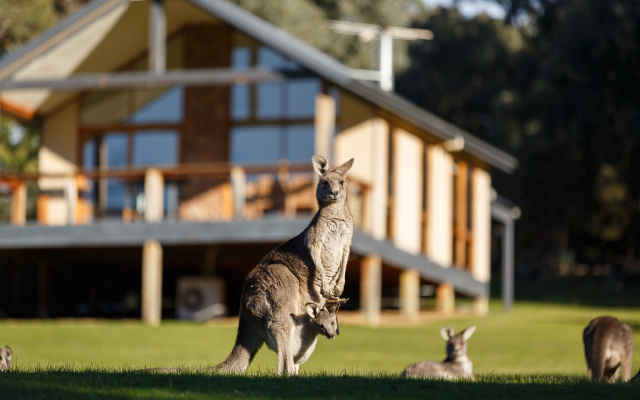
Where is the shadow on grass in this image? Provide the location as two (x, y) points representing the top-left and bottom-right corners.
(1, 370), (638, 400)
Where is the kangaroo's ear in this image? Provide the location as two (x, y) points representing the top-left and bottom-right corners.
(2, 346), (12, 361)
(306, 303), (320, 318)
(312, 155), (330, 176)
(440, 326), (454, 340)
(336, 158), (354, 177)
(461, 326), (476, 340)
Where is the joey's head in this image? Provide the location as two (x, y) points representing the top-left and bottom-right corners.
(0, 346), (13, 372)
(441, 326), (475, 361)
(312, 155), (354, 205)
(306, 303), (339, 340)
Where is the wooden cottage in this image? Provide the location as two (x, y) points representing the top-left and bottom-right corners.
(0, 0), (518, 325)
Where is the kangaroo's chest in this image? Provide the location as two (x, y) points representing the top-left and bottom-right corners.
(312, 219), (352, 275)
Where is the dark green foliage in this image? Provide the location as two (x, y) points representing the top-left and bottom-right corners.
(396, 0), (640, 276)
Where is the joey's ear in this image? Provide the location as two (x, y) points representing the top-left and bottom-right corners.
(336, 158), (354, 177)
(312, 155), (330, 176)
(461, 326), (476, 340)
(440, 326), (454, 340)
(306, 303), (320, 318)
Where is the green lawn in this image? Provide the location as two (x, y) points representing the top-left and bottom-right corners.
(1, 301), (639, 399)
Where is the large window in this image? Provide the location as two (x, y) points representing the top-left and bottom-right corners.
(81, 86), (182, 218)
(229, 40), (320, 165)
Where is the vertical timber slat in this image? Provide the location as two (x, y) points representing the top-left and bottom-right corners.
(10, 181), (27, 226)
(142, 240), (163, 326)
(360, 255), (381, 327)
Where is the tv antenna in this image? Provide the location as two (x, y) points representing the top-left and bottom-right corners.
(328, 20), (433, 92)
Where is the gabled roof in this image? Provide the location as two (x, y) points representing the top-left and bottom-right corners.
(0, 0), (517, 173)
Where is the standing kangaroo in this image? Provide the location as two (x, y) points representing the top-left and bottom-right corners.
(0, 346), (12, 371)
(216, 156), (354, 375)
(583, 316), (633, 382)
(403, 326), (476, 380)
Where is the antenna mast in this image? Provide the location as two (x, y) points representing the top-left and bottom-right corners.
(329, 20), (433, 92)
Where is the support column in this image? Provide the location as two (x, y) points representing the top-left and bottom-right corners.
(142, 240), (163, 326)
(145, 168), (164, 222)
(436, 283), (455, 316)
(360, 255), (382, 327)
(399, 268), (420, 320)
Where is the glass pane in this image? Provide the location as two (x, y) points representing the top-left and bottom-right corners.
(286, 125), (314, 162)
(132, 130), (178, 167)
(257, 83), (282, 119)
(287, 79), (320, 118)
(230, 125), (280, 164)
(231, 84), (250, 120)
(130, 86), (183, 124)
(81, 91), (129, 125)
(106, 181), (126, 212)
(103, 133), (127, 212)
(105, 133), (128, 168)
(258, 47), (283, 68)
(82, 137), (97, 170)
(232, 47), (251, 68)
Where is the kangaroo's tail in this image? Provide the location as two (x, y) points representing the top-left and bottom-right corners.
(213, 315), (263, 374)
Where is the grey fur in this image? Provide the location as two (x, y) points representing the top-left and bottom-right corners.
(0, 346), (12, 372)
(215, 156), (354, 375)
(403, 326), (476, 380)
(583, 316), (633, 382)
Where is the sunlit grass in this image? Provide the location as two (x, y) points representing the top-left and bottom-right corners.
(1, 301), (639, 399)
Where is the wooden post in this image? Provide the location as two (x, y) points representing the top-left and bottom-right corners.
(436, 283), (455, 316)
(314, 94), (335, 162)
(10, 180), (27, 226)
(65, 175), (78, 225)
(144, 168), (164, 222)
(142, 240), (163, 326)
(360, 255), (382, 327)
(399, 268), (420, 320)
(230, 166), (246, 220)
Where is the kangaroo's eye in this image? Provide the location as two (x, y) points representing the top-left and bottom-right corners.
(340, 180), (345, 185)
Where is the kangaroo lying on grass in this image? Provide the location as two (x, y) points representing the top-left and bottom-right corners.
(583, 316), (633, 382)
(216, 156), (355, 375)
(0, 346), (12, 371)
(403, 326), (476, 380)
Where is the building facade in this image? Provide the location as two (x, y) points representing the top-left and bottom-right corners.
(0, 0), (517, 325)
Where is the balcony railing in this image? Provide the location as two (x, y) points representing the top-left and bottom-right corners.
(0, 162), (371, 231)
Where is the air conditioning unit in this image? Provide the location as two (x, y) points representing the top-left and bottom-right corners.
(176, 276), (227, 321)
